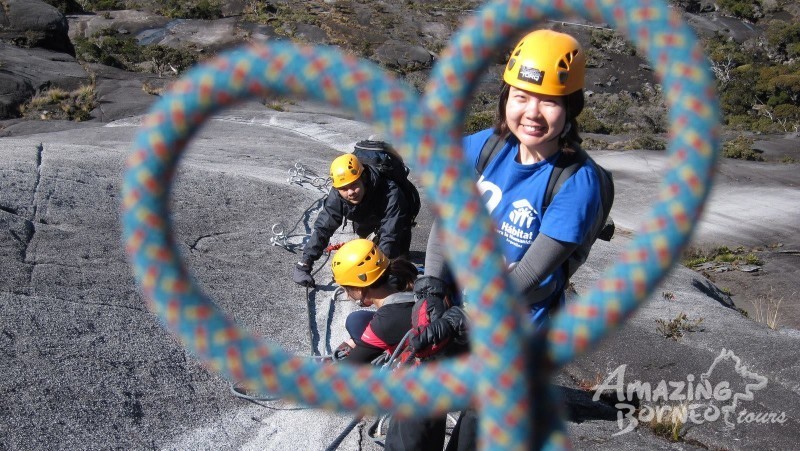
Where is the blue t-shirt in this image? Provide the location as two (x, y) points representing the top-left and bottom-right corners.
(464, 128), (602, 298)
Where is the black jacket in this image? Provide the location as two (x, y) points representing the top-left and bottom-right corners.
(302, 165), (412, 263)
(346, 292), (415, 364)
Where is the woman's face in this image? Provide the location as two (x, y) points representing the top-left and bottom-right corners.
(345, 286), (372, 307)
(505, 86), (567, 154)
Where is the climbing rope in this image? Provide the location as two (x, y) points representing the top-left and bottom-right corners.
(121, 0), (720, 448)
(269, 182), (328, 251)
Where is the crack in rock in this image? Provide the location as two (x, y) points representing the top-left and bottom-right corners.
(189, 232), (233, 252)
(0, 204), (19, 215)
(23, 143), (44, 272)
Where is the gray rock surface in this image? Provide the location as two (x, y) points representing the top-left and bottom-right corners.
(1, 104), (799, 450)
(86, 63), (169, 122)
(373, 40), (434, 73)
(141, 17), (246, 52)
(67, 10), (170, 41)
(0, 0), (73, 53)
(0, 43), (89, 118)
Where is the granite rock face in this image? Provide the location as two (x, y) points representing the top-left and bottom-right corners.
(1, 104), (798, 450)
(0, 0), (73, 54)
(0, 43), (89, 119)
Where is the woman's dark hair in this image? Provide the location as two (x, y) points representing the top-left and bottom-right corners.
(493, 83), (584, 154)
(372, 258), (418, 292)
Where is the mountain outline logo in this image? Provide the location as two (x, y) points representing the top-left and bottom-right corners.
(701, 348), (769, 428)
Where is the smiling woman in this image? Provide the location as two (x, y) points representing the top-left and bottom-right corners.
(425, 29), (605, 327)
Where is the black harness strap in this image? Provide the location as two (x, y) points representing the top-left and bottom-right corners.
(475, 132), (507, 176)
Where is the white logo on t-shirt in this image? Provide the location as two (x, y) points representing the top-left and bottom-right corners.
(509, 199), (536, 228)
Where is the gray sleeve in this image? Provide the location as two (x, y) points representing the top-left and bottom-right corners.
(509, 233), (578, 302)
(426, 222), (576, 303)
(424, 220), (448, 278)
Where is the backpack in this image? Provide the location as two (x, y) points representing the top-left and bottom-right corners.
(352, 140), (422, 225)
(476, 132), (615, 281)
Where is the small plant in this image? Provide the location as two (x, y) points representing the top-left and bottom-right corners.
(265, 101), (286, 112)
(744, 253), (764, 266)
(623, 135), (667, 151)
(662, 291), (675, 301)
(681, 245), (763, 268)
(656, 312), (704, 340)
(576, 372), (605, 392)
(749, 287), (790, 330)
(781, 155), (798, 164)
(579, 136), (610, 150)
(648, 403), (687, 442)
(142, 82), (164, 96)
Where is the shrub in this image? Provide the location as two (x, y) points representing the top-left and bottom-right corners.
(765, 20), (800, 61)
(75, 29), (198, 75)
(463, 110), (495, 134)
(589, 29), (636, 56)
(74, 29), (142, 70)
(717, 0), (763, 21)
(141, 45), (199, 75)
(41, 0), (84, 14)
(577, 109), (611, 134)
(580, 136), (610, 150)
(20, 85), (96, 121)
(723, 135), (764, 161)
(77, 0), (125, 11)
(158, 0), (224, 19)
(624, 135), (667, 151)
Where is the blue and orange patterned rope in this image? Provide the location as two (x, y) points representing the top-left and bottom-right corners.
(121, 0), (720, 449)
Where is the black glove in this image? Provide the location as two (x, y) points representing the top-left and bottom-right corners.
(292, 261), (315, 288)
(333, 341), (353, 361)
(410, 306), (469, 352)
(412, 276), (452, 324)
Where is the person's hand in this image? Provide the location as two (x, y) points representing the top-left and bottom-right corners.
(410, 307), (469, 354)
(292, 261), (315, 288)
(412, 276), (452, 324)
(333, 341), (353, 360)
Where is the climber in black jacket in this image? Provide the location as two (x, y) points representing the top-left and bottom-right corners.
(293, 153), (414, 288)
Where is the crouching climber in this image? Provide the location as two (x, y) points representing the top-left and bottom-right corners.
(329, 238), (418, 364)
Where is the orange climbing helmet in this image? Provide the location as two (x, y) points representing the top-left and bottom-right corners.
(331, 239), (389, 287)
(329, 154), (364, 189)
(503, 29), (585, 96)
